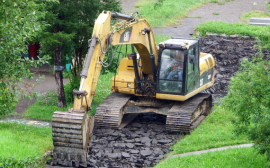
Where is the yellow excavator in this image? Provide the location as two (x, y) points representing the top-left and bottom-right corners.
(51, 11), (215, 167)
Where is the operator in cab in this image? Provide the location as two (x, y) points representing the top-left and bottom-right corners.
(166, 50), (184, 81)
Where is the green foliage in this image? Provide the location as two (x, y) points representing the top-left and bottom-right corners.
(37, 91), (58, 106)
(64, 74), (80, 103)
(38, 0), (122, 73)
(156, 147), (268, 168)
(221, 57), (270, 160)
(196, 21), (270, 49)
(0, 156), (41, 168)
(267, 1), (270, 13)
(0, 0), (52, 116)
(38, 0), (121, 106)
(171, 105), (250, 154)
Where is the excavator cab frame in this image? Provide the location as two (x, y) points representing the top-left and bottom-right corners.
(156, 38), (200, 95)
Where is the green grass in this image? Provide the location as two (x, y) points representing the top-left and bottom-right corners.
(171, 106), (250, 154)
(239, 10), (270, 24)
(0, 122), (52, 160)
(22, 102), (72, 121)
(196, 21), (270, 49)
(196, 21), (270, 37)
(156, 147), (268, 168)
(135, 0), (213, 28)
(90, 72), (114, 115)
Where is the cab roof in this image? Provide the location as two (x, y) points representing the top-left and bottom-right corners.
(160, 38), (198, 49)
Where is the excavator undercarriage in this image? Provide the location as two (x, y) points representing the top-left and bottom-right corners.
(96, 92), (212, 132)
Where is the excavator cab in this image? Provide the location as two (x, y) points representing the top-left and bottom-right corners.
(157, 38), (200, 95)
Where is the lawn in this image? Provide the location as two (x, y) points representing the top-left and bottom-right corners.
(0, 122), (52, 167)
(156, 147), (268, 168)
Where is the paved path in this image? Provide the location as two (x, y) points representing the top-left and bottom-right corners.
(12, 64), (69, 117)
(153, 0), (268, 38)
(165, 144), (253, 160)
(122, 0), (268, 38)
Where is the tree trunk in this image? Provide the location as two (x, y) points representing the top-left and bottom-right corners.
(55, 43), (66, 107)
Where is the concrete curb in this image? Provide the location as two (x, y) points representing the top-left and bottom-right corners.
(165, 143), (254, 161)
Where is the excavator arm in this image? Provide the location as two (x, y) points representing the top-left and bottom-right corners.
(51, 11), (158, 167)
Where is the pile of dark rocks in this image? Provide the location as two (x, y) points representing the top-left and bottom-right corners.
(200, 36), (269, 102)
(88, 115), (180, 167)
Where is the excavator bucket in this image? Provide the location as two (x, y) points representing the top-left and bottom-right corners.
(52, 110), (94, 167)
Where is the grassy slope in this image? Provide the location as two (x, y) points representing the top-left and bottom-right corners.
(196, 21), (270, 37)
(156, 147), (268, 168)
(0, 122), (52, 160)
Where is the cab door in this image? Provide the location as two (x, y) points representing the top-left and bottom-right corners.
(185, 45), (200, 94)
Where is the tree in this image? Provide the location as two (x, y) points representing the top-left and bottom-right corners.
(0, 0), (54, 117)
(221, 57), (270, 159)
(38, 0), (121, 106)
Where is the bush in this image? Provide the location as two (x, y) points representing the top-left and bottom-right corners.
(37, 91), (58, 106)
(64, 73), (80, 103)
(221, 57), (270, 160)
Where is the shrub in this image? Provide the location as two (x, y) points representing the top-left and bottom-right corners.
(64, 74), (80, 103)
(37, 91), (58, 106)
(221, 57), (270, 160)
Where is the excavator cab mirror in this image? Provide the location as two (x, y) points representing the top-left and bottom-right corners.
(189, 55), (195, 64)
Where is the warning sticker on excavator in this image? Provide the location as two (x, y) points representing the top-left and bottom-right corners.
(120, 27), (132, 43)
(200, 78), (203, 86)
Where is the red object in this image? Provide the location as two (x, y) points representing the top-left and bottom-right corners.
(29, 42), (40, 57)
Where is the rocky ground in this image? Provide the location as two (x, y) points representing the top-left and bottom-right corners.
(201, 36), (269, 101)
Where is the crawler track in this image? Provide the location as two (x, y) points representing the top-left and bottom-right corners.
(95, 93), (132, 128)
(166, 93), (212, 132)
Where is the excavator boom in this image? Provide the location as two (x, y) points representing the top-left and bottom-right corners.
(52, 11), (113, 167)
